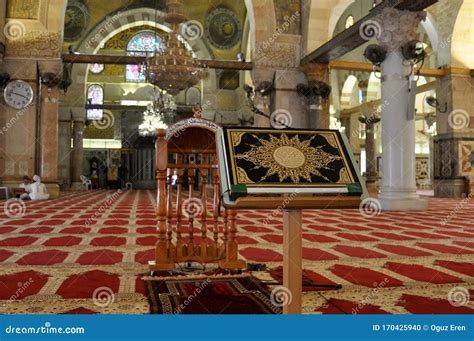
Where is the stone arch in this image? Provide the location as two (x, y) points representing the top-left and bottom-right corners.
(340, 75), (359, 109)
(305, 0), (354, 53)
(366, 72), (380, 102)
(62, 7), (214, 116)
(451, 0), (474, 68)
(244, 0), (276, 60)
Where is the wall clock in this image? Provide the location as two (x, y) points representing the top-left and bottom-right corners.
(3, 80), (34, 109)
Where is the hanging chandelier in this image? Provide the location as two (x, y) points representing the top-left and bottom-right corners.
(143, 0), (207, 96)
(138, 87), (177, 136)
(139, 104), (168, 136)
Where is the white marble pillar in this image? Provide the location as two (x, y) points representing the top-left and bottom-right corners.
(376, 8), (428, 210)
(71, 120), (84, 189)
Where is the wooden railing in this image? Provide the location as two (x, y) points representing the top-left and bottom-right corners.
(149, 127), (245, 271)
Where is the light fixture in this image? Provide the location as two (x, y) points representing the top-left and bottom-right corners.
(425, 95), (447, 113)
(139, 105), (168, 136)
(152, 87), (177, 125)
(139, 87), (177, 136)
(364, 44), (387, 66)
(143, 0), (207, 96)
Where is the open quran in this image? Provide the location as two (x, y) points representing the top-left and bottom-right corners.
(217, 128), (366, 204)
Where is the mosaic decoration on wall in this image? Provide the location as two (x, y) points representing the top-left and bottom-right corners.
(84, 122), (115, 140)
(273, 0), (301, 35)
(7, 0), (39, 19)
(63, 0), (89, 42)
(205, 7), (242, 50)
(458, 141), (474, 176)
(416, 157), (430, 186)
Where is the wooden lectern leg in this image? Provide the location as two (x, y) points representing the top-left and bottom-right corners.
(283, 209), (302, 314)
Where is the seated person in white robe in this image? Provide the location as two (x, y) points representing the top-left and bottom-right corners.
(29, 175), (50, 201)
(18, 175), (31, 200)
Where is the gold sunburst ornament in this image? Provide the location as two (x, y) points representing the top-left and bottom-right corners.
(235, 134), (343, 183)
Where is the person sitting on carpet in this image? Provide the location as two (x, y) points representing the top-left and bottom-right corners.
(29, 175), (50, 201)
(17, 175), (32, 200)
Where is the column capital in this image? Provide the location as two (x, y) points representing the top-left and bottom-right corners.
(360, 102), (381, 121)
(251, 69), (275, 88)
(303, 63), (329, 82)
(38, 59), (62, 76)
(373, 8), (426, 52)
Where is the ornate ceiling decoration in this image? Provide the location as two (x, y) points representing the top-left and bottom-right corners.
(64, 0), (89, 42)
(7, 0), (40, 19)
(205, 7), (242, 50)
(143, 0), (207, 96)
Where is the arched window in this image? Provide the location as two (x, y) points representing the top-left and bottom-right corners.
(90, 63), (104, 74)
(87, 84), (104, 120)
(126, 31), (163, 82)
(345, 15), (354, 29)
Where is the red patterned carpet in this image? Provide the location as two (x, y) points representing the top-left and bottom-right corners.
(0, 190), (473, 314)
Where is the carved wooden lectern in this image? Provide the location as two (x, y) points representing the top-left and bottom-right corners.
(149, 118), (246, 272)
(217, 128), (367, 314)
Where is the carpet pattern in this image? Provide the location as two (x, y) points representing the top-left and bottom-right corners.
(145, 274), (280, 314)
(0, 190), (473, 314)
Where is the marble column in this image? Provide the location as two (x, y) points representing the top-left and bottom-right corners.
(433, 74), (474, 198)
(273, 70), (308, 129)
(251, 70), (273, 128)
(359, 106), (381, 192)
(253, 90), (272, 128)
(57, 120), (72, 188)
(253, 36), (309, 129)
(71, 120), (84, 189)
(303, 64), (330, 129)
(39, 80), (60, 198)
(375, 8), (428, 210)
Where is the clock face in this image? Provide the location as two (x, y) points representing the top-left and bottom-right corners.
(4, 80), (34, 110)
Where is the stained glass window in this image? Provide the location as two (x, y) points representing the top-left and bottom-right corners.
(87, 84), (103, 120)
(126, 31), (163, 82)
(90, 63), (104, 74)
